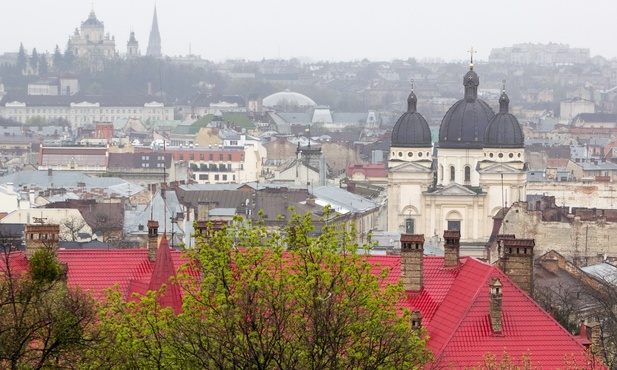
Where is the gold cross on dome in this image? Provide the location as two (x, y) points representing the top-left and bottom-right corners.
(467, 47), (477, 64)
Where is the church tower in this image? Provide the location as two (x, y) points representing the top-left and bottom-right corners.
(126, 30), (140, 59)
(387, 83), (433, 234)
(146, 6), (162, 57)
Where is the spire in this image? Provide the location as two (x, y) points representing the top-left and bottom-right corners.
(407, 79), (417, 113)
(467, 46), (477, 70)
(148, 235), (182, 313)
(499, 79), (510, 113)
(146, 6), (162, 57)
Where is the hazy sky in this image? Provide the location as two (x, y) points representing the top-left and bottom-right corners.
(2, 0), (616, 62)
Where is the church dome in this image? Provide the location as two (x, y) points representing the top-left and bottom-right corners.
(484, 90), (524, 148)
(391, 90), (432, 148)
(438, 65), (494, 149)
(263, 90), (316, 108)
(83, 10), (103, 26)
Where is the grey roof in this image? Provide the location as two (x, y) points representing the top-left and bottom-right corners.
(0, 170), (145, 198)
(209, 208), (236, 217)
(309, 185), (377, 214)
(581, 263), (617, 286)
(124, 189), (184, 236)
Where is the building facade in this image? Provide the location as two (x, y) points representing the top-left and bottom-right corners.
(387, 64), (527, 247)
(67, 10), (116, 62)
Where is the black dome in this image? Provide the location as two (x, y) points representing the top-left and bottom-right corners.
(391, 90), (432, 148)
(83, 11), (102, 26)
(484, 91), (524, 148)
(438, 65), (494, 149)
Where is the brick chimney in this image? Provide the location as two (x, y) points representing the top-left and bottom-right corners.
(25, 223), (60, 259)
(147, 220), (159, 262)
(586, 322), (604, 360)
(411, 310), (423, 330)
(489, 277), (503, 334)
(498, 239), (535, 296)
(443, 230), (460, 267)
(400, 233), (424, 292)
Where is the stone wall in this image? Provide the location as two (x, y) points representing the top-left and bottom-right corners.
(527, 182), (617, 209)
(501, 202), (616, 264)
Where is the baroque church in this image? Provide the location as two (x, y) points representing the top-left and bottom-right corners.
(387, 60), (527, 247)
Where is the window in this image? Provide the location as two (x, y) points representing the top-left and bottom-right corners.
(209, 154), (213, 160)
(223, 174), (227, 181)
(179, 154), (184, 160)
(447, 220), (461, 231)
(227, 164), (231, 170)
(450, 166), (455, 181)
(200, 154), (204, 160)
(464, 166), (471, 182)
(190, 154), (194, 160)
(405, 218), (415, 234)
(219, 154), (223, 160)
(228, 154), (232, 161)
(215, 174), (219, 181)
(199, 174), (208, 180)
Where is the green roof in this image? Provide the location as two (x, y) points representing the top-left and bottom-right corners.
(172, 113), (254, 135)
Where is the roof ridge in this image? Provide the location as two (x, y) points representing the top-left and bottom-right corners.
(433, 260), (494, 355)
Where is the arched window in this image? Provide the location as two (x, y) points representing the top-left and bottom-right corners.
(464, 166), (471, 183)
(405, 218), (415, 234)
(439, 165), (444, 181)
(450, 166), (455, 182)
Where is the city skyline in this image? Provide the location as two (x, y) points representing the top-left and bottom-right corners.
(1, 0), (616, 62)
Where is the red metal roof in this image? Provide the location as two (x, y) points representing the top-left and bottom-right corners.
(3, 248), (602, 368)
(369, 255), (601, 369)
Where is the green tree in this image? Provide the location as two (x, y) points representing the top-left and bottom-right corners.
(38, 53), (49, 76)
(16, 43), (27, 73)
(89, 209), (431, 369)
(30, 48), (39, 73)
(170, 209), (431, 369)
(0, 245), (99, 369)
(52, 45), (62, 73)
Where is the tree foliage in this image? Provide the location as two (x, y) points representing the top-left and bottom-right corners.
(89, 208), (431, 369)
(0, 246), (98, 369)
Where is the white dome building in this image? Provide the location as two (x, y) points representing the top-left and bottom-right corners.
(263, 89), (316, 109)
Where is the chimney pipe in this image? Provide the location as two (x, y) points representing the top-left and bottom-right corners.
(443, 230), (460, 267)
(147, 220), (159, 262)
(586, 322), (604, 359)
(400, 233), (424, 292)
(499, 239), (535, 296)
(411, 310), (423, 330)
(489, 277), (503, 333)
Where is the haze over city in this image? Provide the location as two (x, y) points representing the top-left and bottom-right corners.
(2, 0), (617, 62)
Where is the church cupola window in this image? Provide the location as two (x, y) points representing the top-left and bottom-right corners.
(450, 166), (455, 182)
(464, 166), (471, 183)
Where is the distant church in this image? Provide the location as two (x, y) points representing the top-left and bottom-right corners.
(67, 9), (117, 61)
(387, 57), (527, 247)
(146, 6), (162, 57)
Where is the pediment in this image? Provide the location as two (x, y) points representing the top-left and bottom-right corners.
(426, 183), (481, 196)
(389, 161), (433, 173)
(477, 162), (523, 174)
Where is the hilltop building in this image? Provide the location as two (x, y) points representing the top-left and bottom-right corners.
(67, 10), (116, 63)
(146, 6), (162, 57)
(387, 61), (527, 251)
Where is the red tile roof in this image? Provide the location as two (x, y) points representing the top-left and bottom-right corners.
(369, 255), (600, 369)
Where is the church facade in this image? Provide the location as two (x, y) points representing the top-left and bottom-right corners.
(387, 63), (527, 246)
(68, 10), (117, 62)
